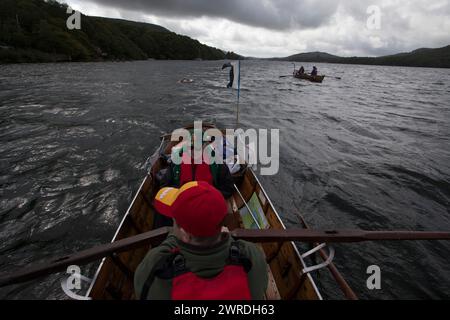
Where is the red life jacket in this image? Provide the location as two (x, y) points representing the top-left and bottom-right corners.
(140, 242), (252, 300)
(172, 265), (251, 300)
(179, 153), (214, 186)
(171, 243), (252, 300)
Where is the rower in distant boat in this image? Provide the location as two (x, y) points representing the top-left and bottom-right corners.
(294, 66), (305, 76)
(134, 181), (268, 300)
(311, 66), (318, 76)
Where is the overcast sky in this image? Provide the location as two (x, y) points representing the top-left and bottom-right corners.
(61, 0), (450, 58)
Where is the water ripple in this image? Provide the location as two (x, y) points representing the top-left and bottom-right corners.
(0, 60), (450, 299)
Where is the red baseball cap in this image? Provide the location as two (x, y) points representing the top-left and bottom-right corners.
(154, 181), (228, 237)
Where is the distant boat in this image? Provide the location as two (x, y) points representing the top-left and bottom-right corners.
(294, 73), (325, 83)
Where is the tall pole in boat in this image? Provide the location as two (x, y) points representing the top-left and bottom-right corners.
(235, 60), (241, 128)
(236, 98), (239, 128)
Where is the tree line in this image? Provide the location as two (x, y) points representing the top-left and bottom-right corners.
(0, 0), (241, 63)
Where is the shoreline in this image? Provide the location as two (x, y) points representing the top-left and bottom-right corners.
(2, 56), (449, 70)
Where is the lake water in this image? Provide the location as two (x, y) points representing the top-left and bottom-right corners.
(0, 60), (449, 299)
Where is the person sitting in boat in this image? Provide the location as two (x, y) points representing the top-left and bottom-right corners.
(134, 181), (268, 300)
(158, 140), (234, 199)
(298, 66), (305, 75)
(311, 66), (318, 76)
(154, 139), (235, 228)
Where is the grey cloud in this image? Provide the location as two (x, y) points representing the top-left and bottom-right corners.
(88, 0), (340, 30)
(67, 0), (450, 57)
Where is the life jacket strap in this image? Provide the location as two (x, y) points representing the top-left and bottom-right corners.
(229, 242), (252, 273)
(139, 251), (177, 300)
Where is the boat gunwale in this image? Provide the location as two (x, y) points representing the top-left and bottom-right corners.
(293, 73), (325, 83)
(248, 169), (323, 300)
(86, 126), (323, 300)
(85, 130), (208, 297)
(85, 174), (151, 298)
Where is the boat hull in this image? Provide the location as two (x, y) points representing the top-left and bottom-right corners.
(294, 73), (325, 83)
(86, 126), (322, 300)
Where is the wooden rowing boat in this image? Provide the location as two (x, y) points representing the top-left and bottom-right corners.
(85, 124), (322, 300)
(294, 73), (325, 83)
(1, 127), (448, 298)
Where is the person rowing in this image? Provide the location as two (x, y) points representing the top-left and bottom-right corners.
(134, 181), (269, 300)
(311, 66), (318, 76)
(157, 139), (234, 198)
(294, 66), (305, 77)
(154, 138), (234, 228)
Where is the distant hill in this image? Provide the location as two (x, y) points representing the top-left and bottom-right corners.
(282, 52), (341, 62)
(0, 0), (241, 63)
(273, 46), (450, 68)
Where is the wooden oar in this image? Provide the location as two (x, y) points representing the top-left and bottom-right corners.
(279, 75), (292, 78)
(296, 214), (358, 300)
(0, 227), (449, 288)
(324, 75), (342, 80)
(0, 227), (171, 288)
(231, 229), (450, 242)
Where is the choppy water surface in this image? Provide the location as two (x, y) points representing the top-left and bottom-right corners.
(0, 60), (449, 299)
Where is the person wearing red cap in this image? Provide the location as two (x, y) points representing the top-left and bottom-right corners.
(134, 181), (268, 300)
